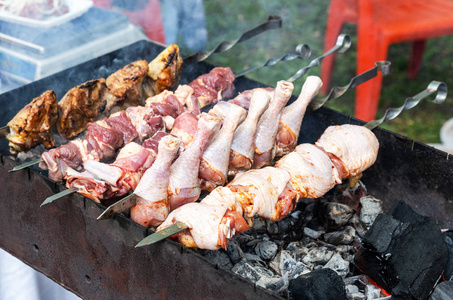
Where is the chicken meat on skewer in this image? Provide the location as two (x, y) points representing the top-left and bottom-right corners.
(253, 80), (294, 169)
(131, 135), (180, 227)
(276, 76), (323, 156)
(199, 102), (247, 191)
(5, 90), (58, 155)
(158, 187), (249, 250)
(168, 113), (221, 210)
(189, 67), (235, 108)
(154, 124), (379, 250)
(170, 112), (199, 149)
(228, 89), (271, 176)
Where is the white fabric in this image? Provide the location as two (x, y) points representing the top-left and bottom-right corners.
(0, 249), (81, 300)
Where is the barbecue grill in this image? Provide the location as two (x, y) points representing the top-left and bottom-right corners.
(0, 40), (452, 299)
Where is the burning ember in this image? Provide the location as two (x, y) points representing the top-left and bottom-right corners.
(196, 181), (451, 299)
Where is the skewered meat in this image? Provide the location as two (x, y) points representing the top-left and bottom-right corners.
(253, 80), (294, 169)
(189, 67), (235, 107)
(168, 113), (221, 210)
(66, 142), (155, 203)
(147, 44), (183, 94)
(199, 102), (246, 191)
(6, 90), (58, 154)
(276, 76), (323, 156)
(106, 60), (152, 108)
(4, 44), (183, 155)
(159, 124), (379, 250)
(275, 143), (342, 198)
(131, 135), (180, 227)
(158, 187), (249, 250)
(170, 112), (199, 149)
(57, 79), (116, 139)
(227, 167), (297, 223)
(315, 125), (379, 179)
(228, 87), (275, 110)
(229, 89), (271, 175)
(174, 85), (200, 115)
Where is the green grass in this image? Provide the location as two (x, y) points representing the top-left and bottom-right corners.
(178, 1), (453, 144)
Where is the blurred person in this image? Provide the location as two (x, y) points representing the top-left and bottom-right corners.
(0, 249), (81, 300)
(160, 0), (208, 51)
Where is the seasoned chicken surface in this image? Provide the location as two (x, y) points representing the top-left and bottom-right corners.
(6, 90), (58, 154)
(148, 43), (183, 94)
(57, 79), (114, 139)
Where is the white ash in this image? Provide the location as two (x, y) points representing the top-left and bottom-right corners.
(360, 196), (383, 228)
(256, 274), (290, 296)
(323, 253), (350, 278)
(255, 240), (279, 260)
(365, 284), (382, 299)
(231, 260), (274, 283)
(324, 202), (355, 229)
(304, 227), (324, 239)
(302, 247), (334, 265)
(324, 226), (356, 245)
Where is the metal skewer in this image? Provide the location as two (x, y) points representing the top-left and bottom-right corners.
(9, 158), (42, 172)
(235, 43), (311, 78)
(183, 15), (282, 64)
(135, 222), (189, 248)
(97, 193), (138, 220)
(364, 81), (447, 130)
(308, 61), (391, 111)
(286, 34), (351, 83)
(0, 126), (8, 139)
(41, 187), (78, 207)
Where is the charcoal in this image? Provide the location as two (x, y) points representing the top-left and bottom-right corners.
(356, 201), (449, 300)
(429, 280), (453, 300)
(280, 250), (298, 276)
(286, 242), (310, 261)
(266, 221), (279, 235)
(349, 292), (366, 300)
(256, 274), (289, 296)
(444, 232), (453, 281)
(231, 260), (274, 283)
(255, 241), (278, 260)
(244, 253), (267, 267)
(250, 217), (267, 232)
(199, 249), (233, 270)
(303, 227), (324, 239)
(226, 239), (245, 264)
(324, 253), (350, 278)
(320, 202), (355, 230)
(289, 262), (310, 279)
(360, 196), (383, 228)
(324, 226), (356, 245)
(346, 284), (360, 294)
(287, 268), (348, 300)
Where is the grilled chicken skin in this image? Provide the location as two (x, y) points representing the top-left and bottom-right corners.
(6, 90), (58, 154)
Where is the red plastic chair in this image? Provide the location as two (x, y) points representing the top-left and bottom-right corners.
(321, 0), (453, 121)
(93, 0), (165, 44)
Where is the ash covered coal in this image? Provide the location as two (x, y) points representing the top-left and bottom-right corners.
(197, 182), (391, 299)
(356, 200), (449, 300)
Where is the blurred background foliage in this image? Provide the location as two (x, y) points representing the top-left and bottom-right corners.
(176, 0), (453, 144)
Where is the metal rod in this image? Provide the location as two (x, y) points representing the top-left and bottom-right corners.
(183, 15), (282, 64)
(97, 193), (138, 220)
(308, 61), (391, 112)
(41, 187), (78, 207)
(235, 43), (311, 78)
(286, 34), (352, 83)
(0, 126), (8, 139)
(365, 81), (448, 130)
(9, 158), (42, 172)
(135, 222), (189, 248)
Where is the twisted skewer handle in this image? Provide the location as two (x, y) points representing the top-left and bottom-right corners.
(365, 81), (448, 130)
(183, 16), (282, 64)
(309, 61), (391, 111)
(286, 34), (351, 83)
(235, 43), (311, 78)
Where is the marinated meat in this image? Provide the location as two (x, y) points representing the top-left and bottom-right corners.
(189, 67), (235, 107)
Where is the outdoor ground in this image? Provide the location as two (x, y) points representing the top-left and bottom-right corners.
(176, 1), (453, 144)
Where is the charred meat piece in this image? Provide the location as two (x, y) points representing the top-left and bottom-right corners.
(106, 60), (151, 108)
(189, 67), (235, 108)
(57, 79), (115, 139)
(6, 90), (58, 154)
(148, 43), (183, 94)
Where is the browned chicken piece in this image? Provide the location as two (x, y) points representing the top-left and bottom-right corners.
(57, 79), (116, 139)
(148, 43), (183, 95)
(6, 90), (58, 154)
(106, 59), (151, 108)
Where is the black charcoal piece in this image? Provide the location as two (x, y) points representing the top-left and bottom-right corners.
(199, 249), (233, 270)
(226, 239), (246, 264)
(356, 200), (448, 300)
(255, 241), (279, 260)
(320, 202), (355, 230)
(287, 268), (348, 300)
(444, 232), (453, 281)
